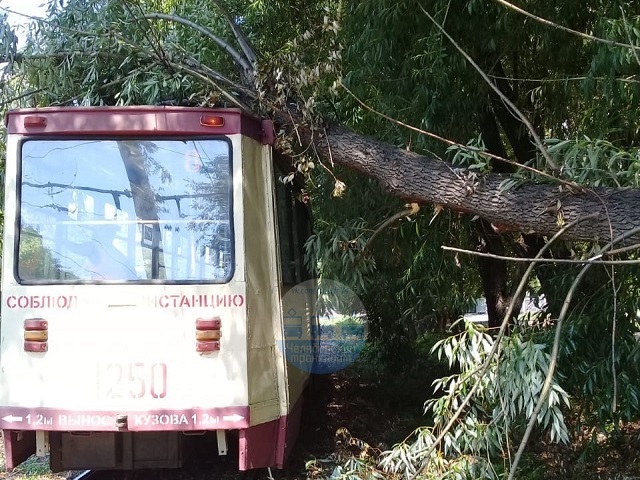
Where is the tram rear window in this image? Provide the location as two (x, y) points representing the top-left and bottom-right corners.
(17, 138), (233, 283)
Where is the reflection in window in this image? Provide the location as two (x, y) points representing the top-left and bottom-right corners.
(18, 139), (233, 282)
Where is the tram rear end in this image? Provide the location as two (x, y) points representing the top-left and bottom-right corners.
(0, 107), (312, 472)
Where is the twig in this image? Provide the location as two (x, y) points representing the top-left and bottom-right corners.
(341, 84), (581, 191)
(123, 0), (169, 70)
(419, 6), (559, 172)
(620, 5), (640, 68)
(410, 213), (599, 479)
(609, 265), (621, 413)
(287, 109), (304, 147)
(3, 50), (128, 62)
(0, 6), (118, 41)
(441, 245), (640, 265)
(304, 126), (346, 193)
(182, 55), (257, 97)
(0, 6), (46, 23)
(163, 59), (251, 110)
(0, 88), (45, 107)
(96, 62), (160, 92)
(493, 0), (640, 52)
(506, 224), (640, 480)
(487, 74), (640, 84)
(323, 127), (336, 168)
(604, 243), (640, 256)
(363, 203), (420, 253)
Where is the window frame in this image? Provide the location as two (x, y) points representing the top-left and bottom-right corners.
(14, 135), (236, 285)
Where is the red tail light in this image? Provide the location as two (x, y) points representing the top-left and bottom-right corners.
(23, 115), (47, 128)
(200, 115), (224, 127)
(24, 318), (48, 352)
(196, 318), (221, 330)
(196, 317), (221, 353)
(196, 341), (220, 352)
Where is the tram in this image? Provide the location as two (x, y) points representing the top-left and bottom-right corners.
(0, 106), (314, 471)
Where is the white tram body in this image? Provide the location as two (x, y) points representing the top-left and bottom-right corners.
(0, 107), (313, 471)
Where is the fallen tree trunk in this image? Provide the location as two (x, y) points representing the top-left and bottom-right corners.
(306, 123), (639, 244)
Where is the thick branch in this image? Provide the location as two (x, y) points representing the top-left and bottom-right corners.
(210, 0), (258, 66)
(182, 55), (257, 98)
(144, 12), (253, 80)
(309, 124), (640, 243)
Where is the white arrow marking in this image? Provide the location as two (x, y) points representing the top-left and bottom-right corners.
(222, 414), (245, 423)
(2, 415), (23, 423)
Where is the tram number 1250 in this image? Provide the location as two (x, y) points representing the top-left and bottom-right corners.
(98, 363), (168, 400)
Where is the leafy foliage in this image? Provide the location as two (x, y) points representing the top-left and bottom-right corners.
(305, 166), (480, 356)
(554, 264), (640, 429)
(378, 322), (570, 479)
(547, 137), (640, 187)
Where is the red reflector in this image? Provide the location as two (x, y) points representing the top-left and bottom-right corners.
(23, 116), (47, 128)
(200, 115), (224, 127)
(24, 341), (48, 353)
(24, 318), (48, 330)
(196, 341), (220, 352)
(196, 317), (221, 330)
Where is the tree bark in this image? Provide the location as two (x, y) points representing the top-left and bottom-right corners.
(307, 124), (640, 244)
(477, 109), (512, 328)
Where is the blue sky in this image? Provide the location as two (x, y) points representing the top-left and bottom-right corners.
(2, 0), (48, 46)
(3, 0), (47, 25)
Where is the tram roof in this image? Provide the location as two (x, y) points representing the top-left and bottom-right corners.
(6, 106), (272, 144)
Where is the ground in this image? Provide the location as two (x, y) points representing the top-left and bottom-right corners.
(288, 367), (640, 480)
